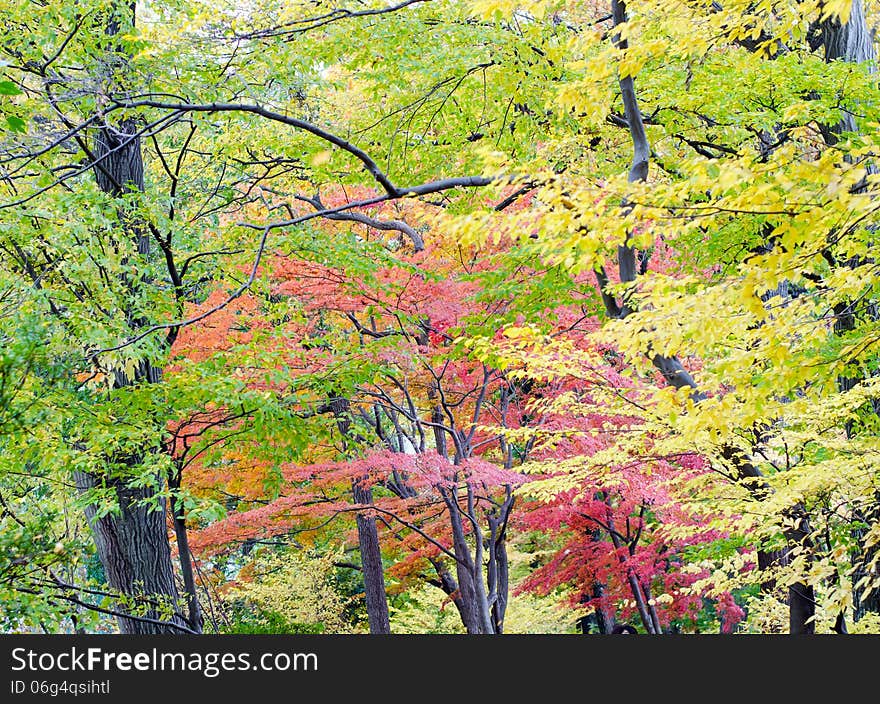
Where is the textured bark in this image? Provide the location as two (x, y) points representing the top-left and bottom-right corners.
(611, 0), (649, 319)
(75, 471), (187, 634)
(852, 497), (880, 620)
(576, 583), (615, 634)
(471, 542), (495, 634)
(486, 488), (514, 634)
(823, 0), (875, 66)
(93, 118), (144, 196)
(854, 575), (880, 622)
(757, 547), (787, 593)
(820, 0), (877, 148)
(592, 583), (615, 634)
(489, 530), (510, 633)
(444, 486), (481, 633)
(440, 472), (507, 634)
(352, 478), (392, 634)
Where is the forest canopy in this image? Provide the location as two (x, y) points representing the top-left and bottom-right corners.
(1, 0), (879, 635)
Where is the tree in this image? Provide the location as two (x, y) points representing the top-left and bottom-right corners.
(0, 0), (499, 633)
(451, 0), (880, 633)
(2, 0), (879, 635)
(170, 202), (538, 634)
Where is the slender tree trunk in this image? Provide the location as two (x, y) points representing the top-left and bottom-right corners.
(487, 490), (513, 634)
(324, 395), (391, 633)
(489, 529), (510, 633)
(592, 583), (615, 634)
(443, 486), (482, 633)
(428, 557), (471, 629)
(607, 512), (655, 634)
(169, 483), (203, 633)
(352, 478), (391, 634)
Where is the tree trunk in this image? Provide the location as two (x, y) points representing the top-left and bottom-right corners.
(592, 583), (615, 634)
(352, 478), (391, 634)
(823, 0), (875, 66)
(75, 471), (187, 634)
(324, 395), (391, 634)
(169, 485), (203, 633)
(789, 586), (816, 635)
(489, 532), (509, 633)
(76, 4), (190, 634)
(487, 490), (513, 634)
(605, 0), (825, 634)
(443, 486), (482, 633)
(428, 557), (471, 630)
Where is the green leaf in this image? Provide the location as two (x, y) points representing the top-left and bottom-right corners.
(0, 81), (21, 95)
(5, 115), (26, 133)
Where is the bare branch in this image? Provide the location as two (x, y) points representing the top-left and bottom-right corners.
(239, 0), (433, 38)
(110, 99), (401, 196)
(296, 193), (424, 251)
